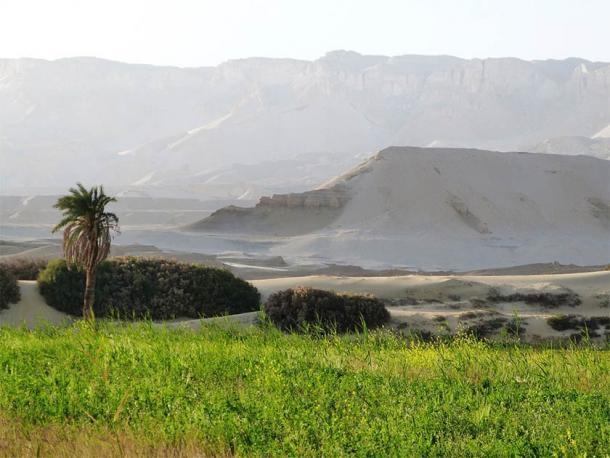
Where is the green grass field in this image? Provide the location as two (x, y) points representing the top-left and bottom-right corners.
(0, 322), (608, 457)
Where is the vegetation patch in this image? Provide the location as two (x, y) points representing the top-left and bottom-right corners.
(0, 265), (20, 310)
(464, 317), (508, 338)
(469, 297), (489, 307)
(0, 324), (608, 456)
(487, 287), (581, 308)
(459, 311), (490, 320)
(0, 258), (48, 280)
(264, 286), (389, 333)
(504, 318), (526, 338)
(596, 293), (610, 308)
(547, 314), (583, 331)
(547, 314), (610, 338)
(462, 315), (526, 339)
(37, 257), (260, 319)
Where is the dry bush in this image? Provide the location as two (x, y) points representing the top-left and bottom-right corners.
(487, 287), (581, 308)
(547, 314), (610, 338)
(0, 258), (48, 280)
(264, 286), (389, 333)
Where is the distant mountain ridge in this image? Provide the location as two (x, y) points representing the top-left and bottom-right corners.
(1, 51), (610, 199)
(531, 136), (610, 160)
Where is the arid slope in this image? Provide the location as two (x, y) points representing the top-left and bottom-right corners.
(189, 147), (610, 269)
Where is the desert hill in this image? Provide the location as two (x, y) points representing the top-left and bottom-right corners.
(189, 147), (610, 269)
(2, 52), (609, 200)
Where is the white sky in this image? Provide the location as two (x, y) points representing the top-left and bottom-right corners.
(1, 0), (609, 67)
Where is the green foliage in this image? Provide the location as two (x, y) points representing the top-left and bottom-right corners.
(547, 314), (610, 338)
(547, 314), (583, 331)
(53, 183), (118, 235)
(0, 264), (20, 309)
(37, 259), (86, 313)
(0, 258), (49, 280)
(264, 286), (389, 333)
(37, 257), (260, 319)
(0, 324), (608, 456)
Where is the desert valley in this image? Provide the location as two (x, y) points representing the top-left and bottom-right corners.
(1, 2), (610, 453)
(2, 53), (610, 342)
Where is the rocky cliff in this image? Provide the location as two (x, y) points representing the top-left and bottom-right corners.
(2, 52), (610, 198)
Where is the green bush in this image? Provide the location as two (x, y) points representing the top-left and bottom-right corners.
(487, 288), (581, 308)
(37, 257), (260, 319)
(0, 258), (49, 280)
(263, 286), (389, 333)
(547, 314), (582, 331)
(0, 264), (21, 309)
(547, 314), (610, 338)
(37, 259), (86, 314)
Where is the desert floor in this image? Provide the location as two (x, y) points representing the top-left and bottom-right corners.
(3, 271), (608, 342)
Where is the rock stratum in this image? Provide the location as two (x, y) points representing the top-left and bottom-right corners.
(189, 147), (610, 269)
(190, 188), (350, 236)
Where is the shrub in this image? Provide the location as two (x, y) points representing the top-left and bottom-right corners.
(0, 258), (49, 280)
(487, 288), (581, 308)
(547, 314), (582, 331)
(263, 287), (389, 333)
(0, 264), (20, 309)
(37, 259), (86, 314)
(547, 315), (610, 337)
(38, 257), (260, 319)
(463, 318), (505, 338)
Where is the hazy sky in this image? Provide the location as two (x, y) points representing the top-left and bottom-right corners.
(1, 0), (609, 66)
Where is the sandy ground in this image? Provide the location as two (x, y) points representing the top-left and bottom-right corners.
(253, 272), (610, 341)
(0, 281), (73, 329)
(2, 272), (609, 341)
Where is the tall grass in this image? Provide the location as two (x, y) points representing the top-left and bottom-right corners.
(0, 322), (608, 456)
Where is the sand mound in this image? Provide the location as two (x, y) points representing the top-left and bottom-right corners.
(252, 271), (610, 341)
(3, 272), (608, 341)
(189, 146), (610, 269)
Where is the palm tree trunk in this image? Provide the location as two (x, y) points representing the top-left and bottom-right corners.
(83, 267), (96, 321)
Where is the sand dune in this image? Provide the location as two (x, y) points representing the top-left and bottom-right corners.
(4, 272), (608, 342)
(252, 271), (610, 306)
(252, 271), (610, 341)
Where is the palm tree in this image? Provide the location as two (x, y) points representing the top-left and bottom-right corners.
(53, 184), (119, 320)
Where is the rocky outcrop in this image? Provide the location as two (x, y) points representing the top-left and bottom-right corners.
(257, 188), (349, 210)
(187, 188), (350, 235)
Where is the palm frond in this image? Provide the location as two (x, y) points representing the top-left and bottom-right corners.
(54, 184), (119, 270)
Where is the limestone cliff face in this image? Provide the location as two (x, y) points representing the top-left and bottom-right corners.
(188, 188), (350, 235)
(3, 52), (610, 195)
(258, 189), (349, 210)
(189, 146), (610, 249)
